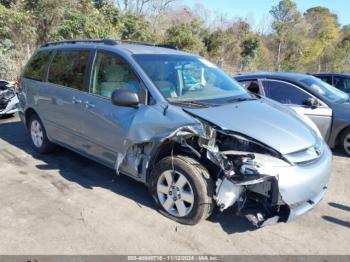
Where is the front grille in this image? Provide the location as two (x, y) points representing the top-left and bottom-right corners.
(284, 142), (324, 165)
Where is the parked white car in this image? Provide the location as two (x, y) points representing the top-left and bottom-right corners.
(0, 80), (19, 117)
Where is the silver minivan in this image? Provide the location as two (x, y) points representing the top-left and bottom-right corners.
(18, 39), (332, 227)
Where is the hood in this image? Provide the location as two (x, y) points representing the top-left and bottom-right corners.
(185, 99), (317, 155)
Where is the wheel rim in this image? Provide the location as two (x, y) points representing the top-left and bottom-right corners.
(344, 133), (350, 155)
(157, 170), (194, 217)
(30, 119), (43, 148)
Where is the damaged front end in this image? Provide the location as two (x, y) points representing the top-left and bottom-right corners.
(196, 124), (292, 227)
(0, 83), (19, 116)
(114, 103), (330, 227)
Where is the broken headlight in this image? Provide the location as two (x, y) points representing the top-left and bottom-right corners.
(0, 89), (16, 101)
(216, 131), (291, 168)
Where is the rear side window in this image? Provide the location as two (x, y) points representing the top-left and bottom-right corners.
(23, 51), (52, 81)
(48, 50), (90, 91)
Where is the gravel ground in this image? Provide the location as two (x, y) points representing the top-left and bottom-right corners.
(0, 114), (349, 255)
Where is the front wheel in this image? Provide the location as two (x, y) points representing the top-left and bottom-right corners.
(149, 155), (214, 225)
(340, 127), (350, 156)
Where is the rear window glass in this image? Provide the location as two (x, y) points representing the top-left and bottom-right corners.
(23, 51), (52, 81)
(48, 50), (90, 91)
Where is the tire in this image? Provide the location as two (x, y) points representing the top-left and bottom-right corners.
(340, 127), (350, 156)
(28, 113), (56, 153)
(149, 155), (214, 225)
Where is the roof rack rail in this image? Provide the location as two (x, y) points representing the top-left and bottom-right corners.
(155, 44), (177, 50)
(118, 40), (177, 50)
(40, 38), (177, 50)
(41, 38), (118, 48)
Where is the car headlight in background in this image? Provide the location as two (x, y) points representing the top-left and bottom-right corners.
(0, 89), (16, 101)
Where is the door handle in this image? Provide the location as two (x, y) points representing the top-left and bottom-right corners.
(84, 101), (95, 109)
(72, 97), (82, 104)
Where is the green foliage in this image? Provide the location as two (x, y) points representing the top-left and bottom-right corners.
(164, 19), (204, 53)
(120, 12), (152, 41)
(0, 0), (350, 79)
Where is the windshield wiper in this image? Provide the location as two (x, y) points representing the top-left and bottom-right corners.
(224, 97), (257, 103)
(172, 100), (220, 108)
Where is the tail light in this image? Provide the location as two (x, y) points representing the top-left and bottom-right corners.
(15, 77), (21, 92)
(15, 77), (21, 87)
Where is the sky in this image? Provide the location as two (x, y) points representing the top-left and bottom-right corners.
(182, 0), (350, 30)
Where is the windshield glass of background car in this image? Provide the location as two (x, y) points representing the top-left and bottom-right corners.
(301, 76), (349, 103)
(133, 54), (250, 103)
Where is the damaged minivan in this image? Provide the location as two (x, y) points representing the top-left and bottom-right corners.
(18, 39), (332, 227)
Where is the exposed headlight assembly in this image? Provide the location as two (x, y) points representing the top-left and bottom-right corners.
(0, 89), (16, 101)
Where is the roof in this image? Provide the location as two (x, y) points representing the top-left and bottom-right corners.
(115, 44), (189, 55)
(234, 72), (311, 81)
(312, 73), (350, 77)
(39, 39), (190, 56)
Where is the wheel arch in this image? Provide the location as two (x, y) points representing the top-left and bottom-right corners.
(145, 137), (218, 185)
(335, 125), (350, 147)
(24, 107), (38, 128)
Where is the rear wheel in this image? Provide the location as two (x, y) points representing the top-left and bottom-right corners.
(149, 155), (214, 225)
(28, 113), (56, 153)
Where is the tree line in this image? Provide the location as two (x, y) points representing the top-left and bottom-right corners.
(0, 0), (349, 80)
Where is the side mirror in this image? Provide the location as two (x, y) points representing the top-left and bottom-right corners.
(303, 97), (319, 108)
(111, 89), (139, 107)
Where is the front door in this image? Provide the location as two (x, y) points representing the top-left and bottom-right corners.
(260, 79), (333, 140)
(81, 51), (147, 169)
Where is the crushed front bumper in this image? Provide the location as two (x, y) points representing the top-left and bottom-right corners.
(0, 95), (19, 115)
(219, 145), (332, 226)
(277, 145), (332, 222)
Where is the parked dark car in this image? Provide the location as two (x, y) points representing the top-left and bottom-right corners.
(313, 73), (350, 93)
(235, 72), (350, 156)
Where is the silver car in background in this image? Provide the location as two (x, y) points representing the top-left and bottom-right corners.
(18, 39), (332, 227)
(235, 72), (350, 156)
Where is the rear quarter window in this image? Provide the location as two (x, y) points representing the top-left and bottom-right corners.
(22, 51), (52, 81)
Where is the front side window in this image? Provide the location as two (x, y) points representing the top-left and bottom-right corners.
(91, 52), (142, 99)
(23, 51), (52, 81)
(48, 50), (90, 91)
(133, 54), (250, 104)
(239, 80), (260, 94)
(262, 80), (312, 105)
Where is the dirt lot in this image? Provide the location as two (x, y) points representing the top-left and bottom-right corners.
(0, 114), (349, 255)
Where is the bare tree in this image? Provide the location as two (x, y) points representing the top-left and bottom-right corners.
(113, 0), (176, 15)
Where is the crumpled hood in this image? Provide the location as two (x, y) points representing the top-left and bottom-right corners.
(185, 99), (317, 155)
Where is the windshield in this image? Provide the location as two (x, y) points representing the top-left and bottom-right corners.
(300, 76), (349, 103)
(133, 54), (251, 104)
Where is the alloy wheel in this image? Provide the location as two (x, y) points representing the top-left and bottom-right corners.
(157, 170), (194, 217)
(30, 119), (43, 148)
(344, 133), (350, 156)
